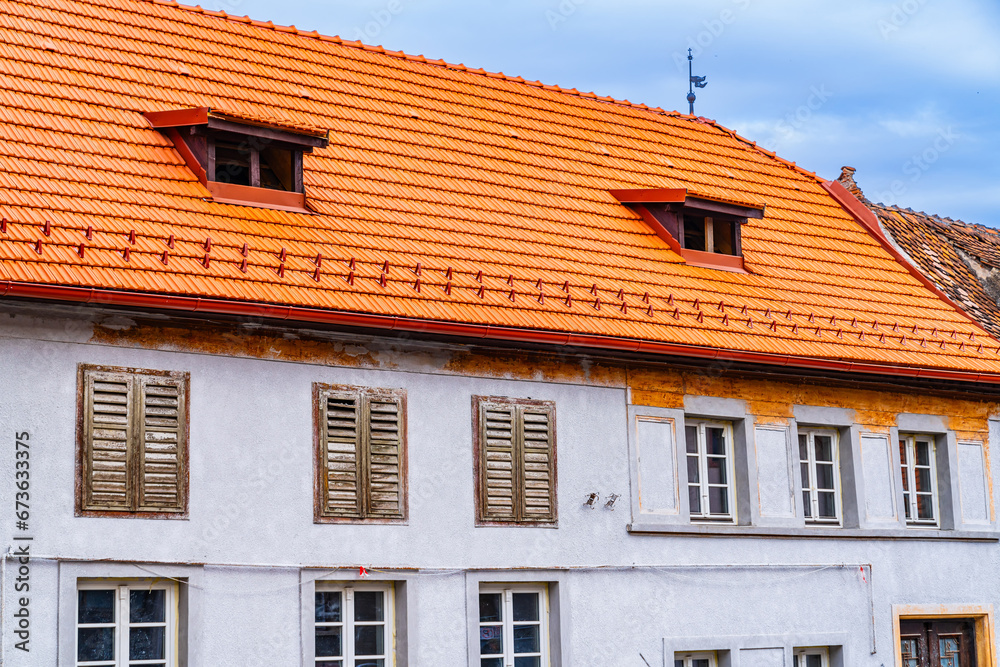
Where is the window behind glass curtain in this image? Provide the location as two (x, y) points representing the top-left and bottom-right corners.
(685, 420), (734, 522)
(798, 429), (840, 524)
(899, 434), (937, 525)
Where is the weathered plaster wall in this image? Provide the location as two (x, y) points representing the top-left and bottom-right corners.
(0, 305), (997, 666)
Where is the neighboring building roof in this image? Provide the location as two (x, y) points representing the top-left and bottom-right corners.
(0, 0), (998, 377)
(837, 166), (1000, 341)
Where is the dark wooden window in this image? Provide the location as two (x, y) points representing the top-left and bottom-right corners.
(900, 619), (976, 667)
(474, 396), (557, 526)
(682, 213), (741, 256)
(314, 384), (407, 523)
(77, 365), (189, 518)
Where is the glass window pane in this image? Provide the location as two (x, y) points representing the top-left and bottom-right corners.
(713, 218), (734, 255)
(315, 626), (343, 658)
(916, 494), (934, 520)
(512, 593), (539, 622)
(708, 486), (728, 515)
(693, 659), (711, 667)
(214, 141), (252, 186)
(480, 625), (503, 655)
(686, 425), (698, 453)
(515, 658), (541, 667)
(317, 661), (344, 667)
(316, 591), (342, 623)
(260, 147), (292, 191)
(798, 436), (808, 461)
(689, 486), (701, 514)
(676, 661), (685, 667)
(901, 638), (919, 667)
(806, 655), (823, 667)
(915, 441), (931, 466)
(355, 660), (384, 667)
(479, 593), (502, 623)
(77, 627), (115, 662)
(129, 626), (165, 660)
(815, 463), (835, 490)
(482, 660), (504, 667)
(903, 492), (911, 519)
(707, 457), (726, 484)
(707, 428), (726, 456)
(354, 591), (384, 622)
(354, 624), (385, 656)
(129, 589), (165, 624)
(513, 624), (540, 653)
(803, 491), (812, 517)
(818, 492), (837, 518)
(814, 436), (833, 462)
(78, 589), (115, 624)
(800, 463), (811, 487)
(915, 468), (933, 493)
(793, 656), (799, 667)
(899, 440), (908, 465)
(683, 215), (706, 251)
(687, 456), (700, 483)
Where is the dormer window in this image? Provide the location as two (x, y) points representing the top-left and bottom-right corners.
(610, 188), (763, 272)
(144, 107), (329, 212)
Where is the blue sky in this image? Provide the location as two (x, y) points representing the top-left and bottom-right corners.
(202, 0), (1000, 226)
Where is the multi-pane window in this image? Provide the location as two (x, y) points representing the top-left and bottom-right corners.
(479, 586), (548, 667)
(682, 214), (740, 256)
(685, 420), (735, 521)
(899, 434), (938, 525)
(675, 651), (718, 667)
(794, 647), (829, 667)
(798, 429), (840, 524)
(475, 397), (557, 525)
(315, 584), (393, 667)
(76, 581), (176, 667)
(900, 619), (976, 667)
(78, 365), (188, 517)
(315, 385), (407, 522)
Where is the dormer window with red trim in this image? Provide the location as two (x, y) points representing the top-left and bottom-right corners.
(144, 107), (329, 212)
(610, 188), (763, 272)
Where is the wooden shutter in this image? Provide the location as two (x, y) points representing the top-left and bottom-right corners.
(320, 390), (363, 517)
(83, 372), (132, 511)
(479, 401), (518, 521)
(519, 405), (556, 522)
(365, 393), (405, 518)
(136, 376), (186, 512)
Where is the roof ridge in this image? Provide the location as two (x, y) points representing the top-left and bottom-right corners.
(144, 0), (695, 120)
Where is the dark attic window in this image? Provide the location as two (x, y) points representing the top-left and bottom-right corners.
(610, 188), (764, 272)
(144, 107), (329, 212)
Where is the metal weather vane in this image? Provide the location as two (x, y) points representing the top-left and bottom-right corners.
(687, 48), (707, 115)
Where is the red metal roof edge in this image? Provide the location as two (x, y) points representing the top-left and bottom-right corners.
(3, 280), (999, 385)
(821, 180), (988, 334)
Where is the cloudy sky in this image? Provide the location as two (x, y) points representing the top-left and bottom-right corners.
(202, 0), (1000, 226)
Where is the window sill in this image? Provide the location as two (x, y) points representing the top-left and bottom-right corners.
(207, 181), (310, 213)
(627, 522), (999, 541)
(679, 248), (746, 272)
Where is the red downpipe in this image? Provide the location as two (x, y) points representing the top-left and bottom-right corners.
(0, 280), (994, 385)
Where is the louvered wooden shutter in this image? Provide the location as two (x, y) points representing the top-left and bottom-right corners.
(479, 401), (518, 521)
(83, 373), (132, 511)
(320, 390), (363, 517)
(365, 394), (405, 518)
(519, 405), (556, 522)
(136, 376), (186, 512)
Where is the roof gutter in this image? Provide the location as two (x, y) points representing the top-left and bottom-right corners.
(2, 280), (999, 386)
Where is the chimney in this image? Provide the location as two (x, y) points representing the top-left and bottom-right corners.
(836, 165), (866, 201)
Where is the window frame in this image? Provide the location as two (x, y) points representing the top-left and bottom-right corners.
(75, 579), (178, 667)
(313, 581), (395, 667)
(313, 383), (408, 524)
(472, 396), (558, 527)
(793, 647), (830, 667)
(478, 584), (550, 667)
(685, 419), (737, 523)
(75, 364), (190, 520)
(798, 428), (842, 526)
(674, 650), (719, 667)
(898, 433), (940, 527)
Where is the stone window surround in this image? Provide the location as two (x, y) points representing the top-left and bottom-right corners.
(627, 399), (998, 541)
(664, 633), (848, 667)
(891, 604), (996, 667)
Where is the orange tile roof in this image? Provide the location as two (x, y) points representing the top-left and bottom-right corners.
(1, 0), (999, 376)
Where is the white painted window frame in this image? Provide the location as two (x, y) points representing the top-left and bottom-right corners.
(314, 581), (395, 666)
(793, 646), (830, 667)
(478, 584), (550, 667)
(798, 428), (842, 525)
(75, 579), (178, 667)
(899, 433), (939, 526)
(675, 650), (719, 667)
(686, 419), (736, 523)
